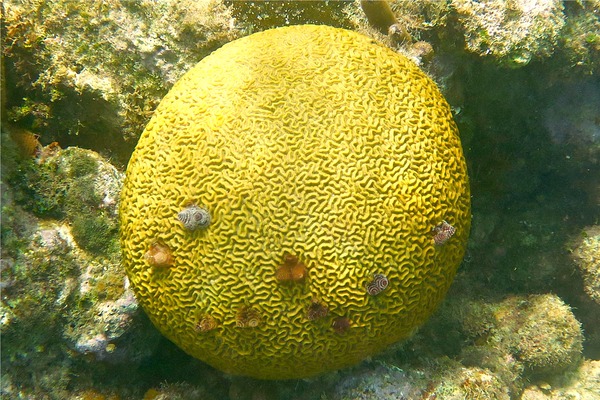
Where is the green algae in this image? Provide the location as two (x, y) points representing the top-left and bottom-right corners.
(3, 145), (121, 255)
(71, 212), (118, 255)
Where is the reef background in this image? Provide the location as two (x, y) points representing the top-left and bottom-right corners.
(1, 1), (599, 399)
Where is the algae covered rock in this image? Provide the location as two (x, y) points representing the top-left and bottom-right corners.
(0, 143), (160, 397)
(572, 225), (600, 305)
(453, 0), (565, 67)
(9, 146), (122, 255)
(0, 214), (159, 396)
(2, 0), (241, 159)
(512, 294), (583, 375)
(329, 357), (510, 400)
(521, 359), (600, 400)
(461, 294), (583, 378)
(120, 24), (471, 379)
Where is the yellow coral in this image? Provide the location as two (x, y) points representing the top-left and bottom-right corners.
(120, 25), (470, 379)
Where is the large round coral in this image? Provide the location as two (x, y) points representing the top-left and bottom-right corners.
(120, 25), (470, 379)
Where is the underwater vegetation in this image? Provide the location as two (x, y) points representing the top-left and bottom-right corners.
(1, 0), (599, 399)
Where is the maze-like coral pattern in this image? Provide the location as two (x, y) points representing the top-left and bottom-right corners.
(120, 25), (471, 379)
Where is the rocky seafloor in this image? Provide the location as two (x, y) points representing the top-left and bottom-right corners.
(1, 1), (599, 399)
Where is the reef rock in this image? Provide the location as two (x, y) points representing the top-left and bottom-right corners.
(572, 226), (600, 305)
(521, 359), (600, 400)
(460, 294), (584, 379)
(0, 143), (159, 397)
(2, 0), (242, 159)
(452, 0), (565, 67)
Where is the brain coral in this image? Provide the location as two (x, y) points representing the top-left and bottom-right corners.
(120, 24), (470, 379)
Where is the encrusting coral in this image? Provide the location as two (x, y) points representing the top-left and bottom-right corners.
(120, 24), (471, 379)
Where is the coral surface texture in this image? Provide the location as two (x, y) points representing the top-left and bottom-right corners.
(119, 24), (471, 379)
